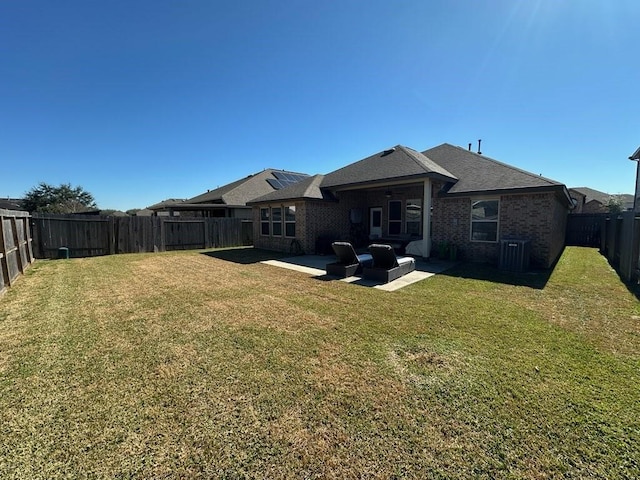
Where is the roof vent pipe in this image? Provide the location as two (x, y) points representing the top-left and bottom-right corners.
(477, 139), (482, 155)
(468, 143), (472, 151)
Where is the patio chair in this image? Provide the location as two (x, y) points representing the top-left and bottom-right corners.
(363, 243), (416, 283)
(325, 241), (374, 278)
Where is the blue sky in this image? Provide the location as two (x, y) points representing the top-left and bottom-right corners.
(2, 0), (639, 211)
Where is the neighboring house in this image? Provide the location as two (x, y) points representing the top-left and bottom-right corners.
(147, 169), (309, 218)
(0, 198), (23, 210)
(249, 143), (573, 268)
(568, 187), (633, 214)
(146, 199), (188, 216)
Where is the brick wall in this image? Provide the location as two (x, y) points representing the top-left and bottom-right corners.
(432, 191), (568, 267)
(253, 188), (568, 267)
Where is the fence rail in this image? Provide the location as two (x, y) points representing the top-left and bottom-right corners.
(0, 209), (34, 294)
(31, 214), (253, 259)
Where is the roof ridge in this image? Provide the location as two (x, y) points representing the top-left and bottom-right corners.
(302, 174), (324, 197)
(442, 143), (562, 186)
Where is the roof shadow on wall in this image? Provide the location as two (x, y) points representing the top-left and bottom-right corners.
(201, 247), (289, 265)
(439, 262), (553, 289)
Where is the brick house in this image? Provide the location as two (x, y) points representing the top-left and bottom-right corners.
(249, 143), (573, 268)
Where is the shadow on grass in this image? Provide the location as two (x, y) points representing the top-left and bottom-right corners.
(440, 262), (553, 289)
(201, 247), (289, 265)
(604, 255), (640, 301)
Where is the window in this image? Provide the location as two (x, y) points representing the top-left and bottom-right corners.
(388, 200), (402, 235)
(260, 208), (270, 236)
(406, 198), (422, 235)
(471, 198), (499, 242)
(284, 205), (296, 237)
(272, 207), (282, 236)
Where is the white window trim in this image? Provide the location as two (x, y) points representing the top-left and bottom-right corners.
(470, 197), (500, 243)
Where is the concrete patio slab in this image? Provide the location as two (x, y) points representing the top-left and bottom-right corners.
(261, 255), (455, 291)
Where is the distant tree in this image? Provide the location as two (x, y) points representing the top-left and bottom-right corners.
(22, 182), (97, 214)
(605, 196), (623, 216)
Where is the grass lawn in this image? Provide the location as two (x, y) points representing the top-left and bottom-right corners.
(0, 246), (638, 479)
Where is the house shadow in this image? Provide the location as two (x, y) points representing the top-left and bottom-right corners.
(201, 247), (289, 265)
(440, 262), (553, 289)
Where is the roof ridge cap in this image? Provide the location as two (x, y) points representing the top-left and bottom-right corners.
(303, 174), (324, 197)
(397, 145), (433, 173)
(442, 144), (562, 186)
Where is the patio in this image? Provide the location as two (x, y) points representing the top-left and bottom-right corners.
(261, 255), (455, 291)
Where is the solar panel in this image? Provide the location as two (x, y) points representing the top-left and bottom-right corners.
(267, 178), (283, 190)
(268, 172), (310, 190)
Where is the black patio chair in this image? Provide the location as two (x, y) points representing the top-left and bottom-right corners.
(325, 241), (373, 278)
(363, 243), (416, 283)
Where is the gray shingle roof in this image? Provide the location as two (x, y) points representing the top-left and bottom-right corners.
(570, 187), (633, 207)
(249, 175), (334, 204)
(321, 145), (457, 189)
(186, 169), (310, 206)
(146, 198), (187, 210)
(423, 143), (567, 196)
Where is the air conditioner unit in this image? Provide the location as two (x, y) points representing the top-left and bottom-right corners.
(499, 238), (531, 272)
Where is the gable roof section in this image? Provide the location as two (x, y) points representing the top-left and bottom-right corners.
(321, 145), (457, 189)
(249, 175), (335, 204)
(423, 144), (569, 201)
(147, 198), (187, 210)
(570, 187), (633, 208)
(186, 169), (310, 206)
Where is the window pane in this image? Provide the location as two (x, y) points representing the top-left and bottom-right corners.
(272, 207), (282, 222)
(406, 199), (421, 235)
(389, 222), (402, 235)
(273, 222), (282, 236)
(260, 208), (269, 221)
(471, 222), (498, 242)
(261, 222), (269, 235)
(285, 205), (295, 221)
(389, 200), (402, 221)
(285, 223), (295, 237)
(472, 200), (498, 221)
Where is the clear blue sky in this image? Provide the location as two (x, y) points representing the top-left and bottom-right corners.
(2, 0), (639, 211)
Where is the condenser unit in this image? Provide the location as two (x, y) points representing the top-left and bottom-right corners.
(499, 238), (531, 272)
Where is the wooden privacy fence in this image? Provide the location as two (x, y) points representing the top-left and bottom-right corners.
(567, 212), (640, 283)
(566, 213), (608, 248)
(31, 214), (253, 259)
(0, 209), (35, 294)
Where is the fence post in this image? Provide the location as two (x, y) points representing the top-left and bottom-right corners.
(10, 216), (24, 274)
(0, 212), (9, 289)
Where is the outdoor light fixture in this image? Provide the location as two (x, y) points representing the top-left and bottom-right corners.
(385, 190), (392, 198)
